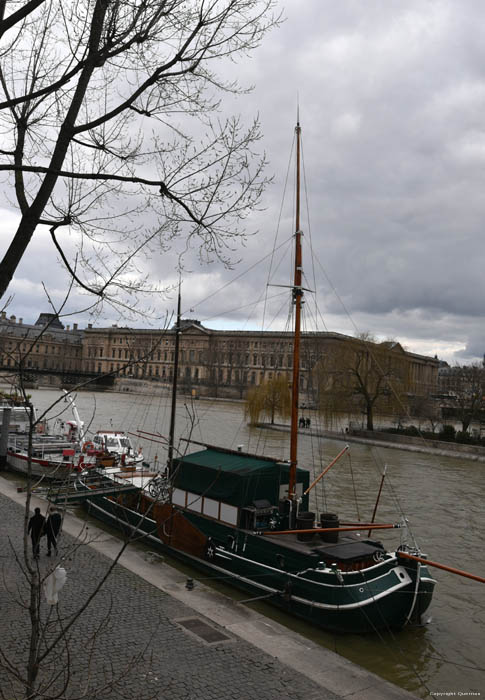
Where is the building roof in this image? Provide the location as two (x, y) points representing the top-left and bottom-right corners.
(34, 313), (64, 329)
(0, 316), (83, 343)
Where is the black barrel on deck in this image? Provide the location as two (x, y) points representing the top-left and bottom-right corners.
(320, 512), (339, 543)
(296, 511), (315, 542)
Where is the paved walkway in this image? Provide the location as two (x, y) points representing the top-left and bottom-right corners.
(0, 475), (418, 700)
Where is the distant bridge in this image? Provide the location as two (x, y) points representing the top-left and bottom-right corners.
(0, 365), (115, 388)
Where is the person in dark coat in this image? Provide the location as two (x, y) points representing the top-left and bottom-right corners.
(45, 507), (62, 556)
(28, 507), (45, 559)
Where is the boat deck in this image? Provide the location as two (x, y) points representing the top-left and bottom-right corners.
(262, 532), (385, 564)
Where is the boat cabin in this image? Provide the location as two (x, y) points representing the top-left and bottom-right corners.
(172, 446), (310, 531)
(0, 403), (35, 434)
(93, 430), (134, 455)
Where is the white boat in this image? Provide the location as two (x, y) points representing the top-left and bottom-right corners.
(6, 393), (142, 480)
(87, 430), (143, 466)
(7, 434), (93, 479)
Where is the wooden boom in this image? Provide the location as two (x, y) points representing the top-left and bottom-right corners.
(397, 551), (485, 584)
(263, 523), (399, 536)
(304, 445), (349, 495)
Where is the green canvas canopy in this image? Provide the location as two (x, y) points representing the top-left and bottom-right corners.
(173, 447), (310, 509)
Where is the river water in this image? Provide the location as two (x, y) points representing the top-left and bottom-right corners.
(13, 387), (485, 698)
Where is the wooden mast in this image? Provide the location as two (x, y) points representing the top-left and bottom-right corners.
(288, 120), (303, 502)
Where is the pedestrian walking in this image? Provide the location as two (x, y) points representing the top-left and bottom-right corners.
(28, 507), (45, 559)
(46, 507), (62, 556)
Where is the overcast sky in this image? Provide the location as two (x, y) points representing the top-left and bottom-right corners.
(2, 0), (485, 365)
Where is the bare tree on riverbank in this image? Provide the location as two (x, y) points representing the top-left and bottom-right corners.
(442, 363), (485, 433)
(315, 334), (412, 431)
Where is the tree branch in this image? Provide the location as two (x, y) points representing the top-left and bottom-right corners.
(0, 0), (46, 38)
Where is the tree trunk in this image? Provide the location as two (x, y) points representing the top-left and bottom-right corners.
(26, 569), (41, 698)
(366, 404), (374, 430)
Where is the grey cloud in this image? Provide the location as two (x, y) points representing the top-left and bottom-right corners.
(4, 1), (485, 364)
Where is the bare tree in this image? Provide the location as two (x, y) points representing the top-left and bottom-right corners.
(447, 363), (485, 433)
(315, 334), (412, 431)
(410, 394), (440, 433)
(0, 0), (278, 309)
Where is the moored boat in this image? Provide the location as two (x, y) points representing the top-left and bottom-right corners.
(78, 440), (435, 633)
(75, 120), (437, 634)
(89, 430), (143, 466)
(4, 392), (142, 480)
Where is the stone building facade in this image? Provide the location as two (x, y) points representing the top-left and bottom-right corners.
(82, 320), (440, 403)
(0, 313), (440, 403)
(0, 312), (83, 373)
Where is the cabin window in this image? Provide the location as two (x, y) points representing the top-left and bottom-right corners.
(172, 489), (185, 506)
(203, 498), (219, 519)
(172, 488), (238, 525)
(186, 492), (202, 513)
(220, 503), (238, 526)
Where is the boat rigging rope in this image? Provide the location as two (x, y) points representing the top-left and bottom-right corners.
(347, 452), (361, 522)
(301, 133), (328, 336)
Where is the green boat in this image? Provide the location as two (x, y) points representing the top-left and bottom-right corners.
(76, 121), (436, 634)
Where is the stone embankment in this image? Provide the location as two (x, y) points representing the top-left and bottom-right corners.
(261, 423), (485, 463)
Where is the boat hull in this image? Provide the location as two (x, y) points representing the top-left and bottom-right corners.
(6, 450), (79, 480)
(78, 481), (435, 635)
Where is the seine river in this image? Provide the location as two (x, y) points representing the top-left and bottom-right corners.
(15, 387), (485, 698)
